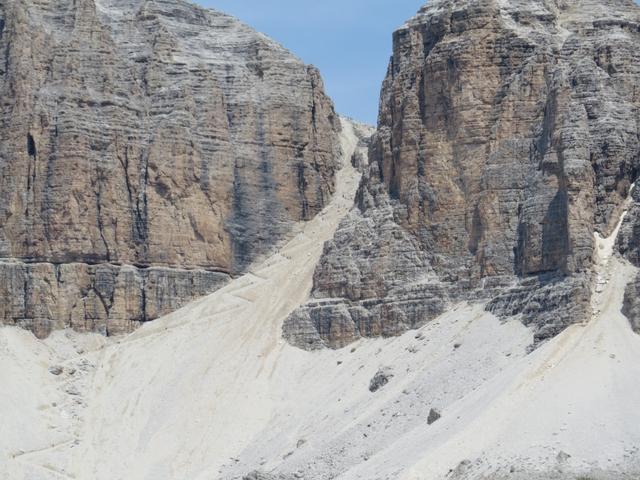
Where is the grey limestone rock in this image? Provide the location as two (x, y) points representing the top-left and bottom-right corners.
(48, 365), (64, 376)
(619, 185), (640, 334)
(622, 274), (640, 334)
(617, 185), (640, 267)
(0, 0), (340, 337)
(286, 0), (640, 349)
(427, 408), (442, 425)
(242, 471), (288, 480)
(368, 367), (394, 393)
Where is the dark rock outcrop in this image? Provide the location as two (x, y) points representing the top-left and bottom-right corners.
(369, 367), (394, 392)
(623, 278), (640, 334)
(618, 183), (640, 266)
(427, 408), (441, 425)
(0, 0), (340, 337)
(286, 0), (640, 349)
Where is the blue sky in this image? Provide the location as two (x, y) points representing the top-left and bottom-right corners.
(198, 1), (426, 125)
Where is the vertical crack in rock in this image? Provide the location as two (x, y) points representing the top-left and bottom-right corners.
(27, 133), (36, 157)
(94, 169), (111, 263)
(134, 150), (150, 253)
(25, 133), (37, 218)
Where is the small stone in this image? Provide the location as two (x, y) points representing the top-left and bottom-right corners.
(427, 408), (441, 425)
(65, 385), (81, 396)
(450, 460), (472, 476)
(369, 367), (394, 393)
(48, 365), (64, 376)
(242, 472), (278, 480)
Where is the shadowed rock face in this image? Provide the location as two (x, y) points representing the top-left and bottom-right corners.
(620, 185), (640, 333)
(0, 0), (340, 337)
(623, 277), (640, 334)
(285, 0), (640, 350)
(618, 185), (640, 267)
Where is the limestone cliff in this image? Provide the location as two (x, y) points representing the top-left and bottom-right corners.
(285, 0), (640, 349)
(620, 183), (640, 333)
(0, 0), (340, 337)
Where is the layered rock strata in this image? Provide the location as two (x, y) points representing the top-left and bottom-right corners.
(0, 0), (340, 337)
(286, 0), (640, 349)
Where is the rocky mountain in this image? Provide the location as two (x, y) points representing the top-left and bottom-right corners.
(2, 1), (640, 479)
(2, 119), (639, 480)
(0, 0), (340, 338)
(285, 0), (640, 350)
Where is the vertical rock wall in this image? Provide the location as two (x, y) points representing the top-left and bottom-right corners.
(620, 184), (640, 333)
(0, 0), (340, 337)
(286, 0), (640, 349)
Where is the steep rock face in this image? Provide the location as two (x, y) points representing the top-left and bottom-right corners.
(286, 0), (640, 349)
(620, 184), (640, 333)
(618, 183), (640, 266)
(623, 277), (640, 333)
(0, 0), (340, 337)
(0, 261), (229, 336)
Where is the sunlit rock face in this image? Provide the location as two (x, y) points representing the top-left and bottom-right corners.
(0, 0), (340, 337)
(285, 0), (640, 349)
